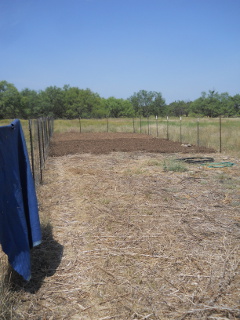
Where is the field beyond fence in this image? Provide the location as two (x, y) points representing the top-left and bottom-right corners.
(53, 117), (240, 156)
(1, 116), (240, 157)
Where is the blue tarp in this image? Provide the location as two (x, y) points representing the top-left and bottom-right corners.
(0, 119), (41, 280)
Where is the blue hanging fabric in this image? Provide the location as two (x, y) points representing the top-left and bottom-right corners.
(0, 119), (41, 281)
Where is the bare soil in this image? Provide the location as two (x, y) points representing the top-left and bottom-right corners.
(5, 133), (240, 319)
(49, 132), (215, 156)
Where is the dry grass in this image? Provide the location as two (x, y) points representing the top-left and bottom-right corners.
(0, 254), (15, 320)
(2, 151), (239, 319)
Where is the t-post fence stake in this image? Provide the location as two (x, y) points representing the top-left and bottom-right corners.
(167, 116), (169, 140)
(79, 117), (81, 133)
(179, 116), (182, 143)
(41, 119), (46, 162)
(37, 119), (43, 184)
(197, 118), (200, 149)
(156, 115), (158, 137)
(28, 119), (35, 183)
(219, 116), (222, 153)
(107, 117), (109, 132)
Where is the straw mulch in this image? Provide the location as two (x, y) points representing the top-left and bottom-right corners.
(7, 148), (240, 319)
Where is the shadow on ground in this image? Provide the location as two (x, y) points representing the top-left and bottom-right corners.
(8, 223), (63, 294)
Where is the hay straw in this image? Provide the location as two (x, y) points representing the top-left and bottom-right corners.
(3, 150), (240, 319)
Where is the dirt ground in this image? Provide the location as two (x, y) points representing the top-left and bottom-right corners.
(9, 133), (240, 319)
(49, 132), (215, 156)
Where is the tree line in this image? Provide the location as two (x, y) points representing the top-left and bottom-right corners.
(0, 80), (239, 119)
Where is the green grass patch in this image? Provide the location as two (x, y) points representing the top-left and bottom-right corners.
(163, 159), (188, 172)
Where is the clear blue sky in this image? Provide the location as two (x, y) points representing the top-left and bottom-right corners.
(1, 0), (239, 104)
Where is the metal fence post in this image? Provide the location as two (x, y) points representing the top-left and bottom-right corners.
(79, 117), (82, 133)
(166, 116), (169, 140)
(37, 119), (43, 184)
(179, 116), (182, 143)
(197, 118), (200, 149)
(28, 119), (35, 182)
(26, 117), (55, 186)
(219, 116), (222, 153)
(41, 119), (46, 163)
(156, 116), (158, 137)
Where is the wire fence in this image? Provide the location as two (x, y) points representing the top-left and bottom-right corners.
(21, 115), (240, 183)
(28, 118), (54, 186)
(54, 116), (240, 155)
(137, 116), (239, 154)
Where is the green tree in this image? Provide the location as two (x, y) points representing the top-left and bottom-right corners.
(128, 90), (165, 117)
(37, 90), (53, 117)
(20, 88), (40, 118)
(218, 92), (234, 116)
(120, 99), (135, 117)
(64, 87), (101, 119)
(0, 81), (21, 118)
(91, 98), (108, 118)
(190, 90), (223, 117)
(151, 92), (167, 116)
(231, 94), (240, 115)
(167, 100), (191, 117)
(104, 97), (134, 118)
(43, 86), (66, 118)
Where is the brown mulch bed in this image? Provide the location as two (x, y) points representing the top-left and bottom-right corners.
(49, 132), (215, 156)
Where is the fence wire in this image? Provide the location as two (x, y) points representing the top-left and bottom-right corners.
(58, 116), (240, 154)
(28, 118), (54, 186)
